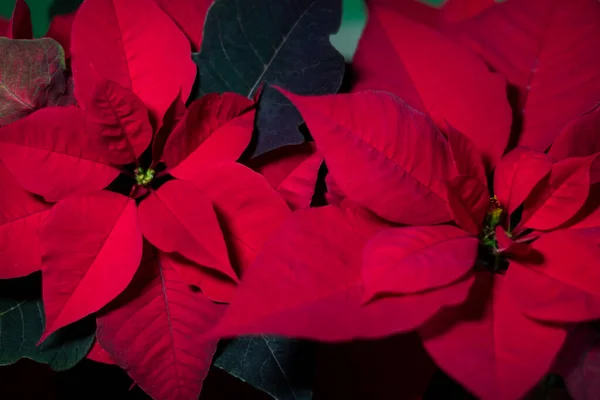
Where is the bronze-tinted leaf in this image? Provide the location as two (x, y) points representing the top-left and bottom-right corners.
(0, 38), (67, 126)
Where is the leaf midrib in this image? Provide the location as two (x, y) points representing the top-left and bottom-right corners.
(0, 82), (35, 111)
(244, 0), (318, 98)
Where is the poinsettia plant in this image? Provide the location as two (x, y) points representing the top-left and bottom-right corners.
(0, 0), (343, 398)
(2, 0), (599, 398)
(210, 0), (600, 398)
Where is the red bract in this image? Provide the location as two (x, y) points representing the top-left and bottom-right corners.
(186, 162), (292, 277)
(441, 0), (495, 23)
(137, 179), (237, 296)
(352, 0), (511, 168)
(549, 104), (600, 183)
(361, 225), (478, 299)
(213, 203), (473, 341)
(163, 92), (254, 180)
(70, 0), (197, 124)
(152, 0), (214, 51)
(86, 340), (115, 365)
(449, 0), (600, 152)
(39, 191), (142, 341)
(1, 0), (32, 39)
(419, 272), (567, 400)
(0, 161), (52, 279)
(45, 12), (76, 59)
(249, 143), (323, 211)
(0, 107), (120, 202)
(85, 79), (153, 165)
(278, 89), (453, 226)
(97, 249), (225, 400)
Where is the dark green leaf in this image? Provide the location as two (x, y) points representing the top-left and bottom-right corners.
(0, 37), (69, 126)
(253, 85), (306, 157)
(193, 0), (345, 157)
(0, 275), (94, 371)
(215, 335), (316, 400)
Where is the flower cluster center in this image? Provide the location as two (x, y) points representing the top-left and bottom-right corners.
(134, 167), (155, 186)
(480, 196), (503, 250)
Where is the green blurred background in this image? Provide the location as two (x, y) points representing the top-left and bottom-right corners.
(1, 0), (446, 59)
(1, 0), (82, 36)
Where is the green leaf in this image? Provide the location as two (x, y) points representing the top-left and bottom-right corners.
(0, 275), (95, 371)
(193, 0), (345, 157)
(194, 0), (344, 99)
(0, 37), (68, 126)
(215, 335), (316, 400)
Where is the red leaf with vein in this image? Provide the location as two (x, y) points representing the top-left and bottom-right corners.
(5, 0), (32, 39)
(441, 0), (495, 23)
(420, 272), (567, 400)
(212, 204), (473, 341)
(46, 12), (76, 59)
(353, 3), (511, 166)
(0, 107), (120, 202)
(97, 250), (224, 400)
(187, 162), (290, 277)
(86, 80), (153, 165)
(446, 176), (489, 235)
(137, 179), (238, 292)
(164, 93), (254, 179)
(71, 0), (196, 123)
(0, 161), (52, 278)
(281, 90), (452, 226)
(451, 0), (600, 151)
(151, 0), (214, 51)
(86, 340), (115, 365)
(361, 225), (477, 301)
(506, 230), (600, 323)
(250, 143), (323, 210)
(446, 125), (487, 183)
(160, 251), (236, 304)
(40, 191), (142, 340)
(550, 104), (600, 183)
(493, 148), (552, 216)
(521, 155), (597, 231)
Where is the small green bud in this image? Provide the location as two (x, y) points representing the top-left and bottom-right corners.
(134, 167), (155, 186)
